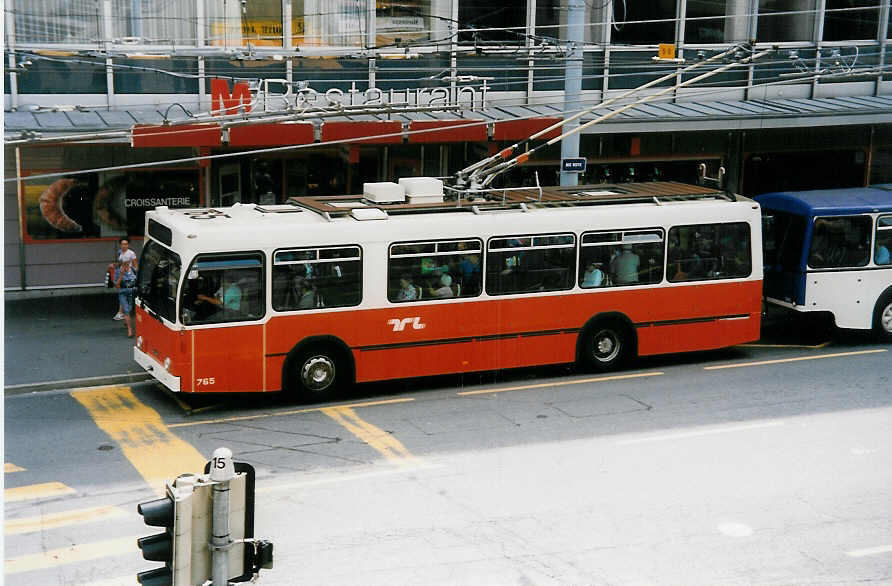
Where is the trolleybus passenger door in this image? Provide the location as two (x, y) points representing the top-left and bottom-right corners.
(761, 209), (808, 305)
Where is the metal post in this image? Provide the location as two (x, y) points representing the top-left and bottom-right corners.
(6, 0), (19, 111)
(211, 447), (235, 586)
(560, 0), (585, 186)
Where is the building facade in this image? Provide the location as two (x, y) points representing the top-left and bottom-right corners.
(5, 0), (892, 289)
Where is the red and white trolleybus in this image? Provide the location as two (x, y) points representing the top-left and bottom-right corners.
(134, 180), (763, 401)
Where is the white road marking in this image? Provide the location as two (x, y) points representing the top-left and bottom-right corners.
(718, 522), (754, 538)
(257, 463), (444, 494)
(615, 421), (785, 446)
(83, 577), (139, 586)
(846, 544), (892, 558)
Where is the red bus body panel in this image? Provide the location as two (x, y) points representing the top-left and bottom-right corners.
(138, 279), (761, 393)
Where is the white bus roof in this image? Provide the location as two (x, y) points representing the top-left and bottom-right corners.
(146, 181), (758, 255)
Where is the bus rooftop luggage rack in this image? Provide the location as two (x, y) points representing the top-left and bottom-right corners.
(285, 181), (733, 221)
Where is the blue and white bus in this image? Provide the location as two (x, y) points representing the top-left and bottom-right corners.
(756, 186), (892, 340)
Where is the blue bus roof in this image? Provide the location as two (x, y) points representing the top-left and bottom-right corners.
(754, 186), (892, 216)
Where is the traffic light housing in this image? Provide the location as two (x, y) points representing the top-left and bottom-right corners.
(136, 484), (176, 585)
(137, 454), (270, 586)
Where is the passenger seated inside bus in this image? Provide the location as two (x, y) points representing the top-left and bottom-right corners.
(878, 219), (892, 264)
(809, 219), (848, 266)
(582, 262), (605, 287)
(396, 275), (418, 302)
(293, 276), (317, 309)
(809, 217), (871, 267)
(877, 241), (891, 265)
(428, 273), (455, 298)
(610, 244), (640, 284)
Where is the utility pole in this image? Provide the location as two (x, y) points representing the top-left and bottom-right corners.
(560, 0), (585, 186)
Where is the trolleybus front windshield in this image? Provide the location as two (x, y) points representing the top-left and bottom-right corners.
(137, 239), (181, 323)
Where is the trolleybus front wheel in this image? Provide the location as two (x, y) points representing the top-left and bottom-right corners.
(579, 320), (634, 372)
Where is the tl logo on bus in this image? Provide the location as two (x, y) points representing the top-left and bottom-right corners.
(388, 317), (426, 332)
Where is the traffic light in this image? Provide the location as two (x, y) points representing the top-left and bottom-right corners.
(136, 490), (173, 585)
(137, 474), (198, 586)
(137, 449), (272, 586)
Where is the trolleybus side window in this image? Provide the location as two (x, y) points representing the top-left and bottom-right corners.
(181, 253), (264, 324)
(272, 246), (362, 311)
(874, 215), (892, 265)
(486, 233), (575, 295)
(388, 239), (482, 302)
(668, 222), (751, 282)
(136, 240), (181, 323)
(579, 229), (664, 288)
(808, 216), (872, 268)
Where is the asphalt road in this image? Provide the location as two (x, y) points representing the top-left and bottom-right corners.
(4, 292), (147, 389)
(4, 329), (891, 585)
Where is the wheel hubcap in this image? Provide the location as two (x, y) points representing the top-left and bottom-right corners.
(882, 303), (892, 333)
(593, 329), (620, 362)
(301, 356), (335, 392)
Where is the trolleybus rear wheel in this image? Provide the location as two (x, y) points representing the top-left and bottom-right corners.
(580, 320), (633, 372)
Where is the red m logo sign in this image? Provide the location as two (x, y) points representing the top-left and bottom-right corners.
(210, 78), (253, 115)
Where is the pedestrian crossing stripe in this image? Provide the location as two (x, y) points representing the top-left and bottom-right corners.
(3, 535), (136, 575)
(5, 482), (76, 503)
(5, 505), (130, 535)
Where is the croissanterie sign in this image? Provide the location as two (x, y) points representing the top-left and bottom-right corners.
(23, 170), (199, 240)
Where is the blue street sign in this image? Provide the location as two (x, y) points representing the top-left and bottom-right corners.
(561, 158), (587, 173)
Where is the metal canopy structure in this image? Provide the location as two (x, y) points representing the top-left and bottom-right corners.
(7, 95), (892, 145)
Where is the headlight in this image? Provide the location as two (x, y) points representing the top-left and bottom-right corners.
(136, 336), (143, 349)
(164, 357), (171, 369)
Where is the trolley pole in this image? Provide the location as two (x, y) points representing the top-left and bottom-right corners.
(210, 447), (235, 586)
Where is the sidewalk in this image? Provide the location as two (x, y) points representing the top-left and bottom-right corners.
(4, 290), (150, 393)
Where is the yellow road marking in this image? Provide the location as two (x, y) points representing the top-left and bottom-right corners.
(457, 371), (665, 396)
(5, 482), (75, 503)
(4, 535), (136, 575)
(5, 505), (129, 536)
(737, 341), (832, 349)
(71, 385), (207, 496)
(5, 463), (25, 473)
(168, 397), (415, 428)
(705, 348), (887, 370)
(322, 406), (416, 464)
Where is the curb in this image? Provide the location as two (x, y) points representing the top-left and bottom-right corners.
(5, 372), (154, 396)
(4, 285), (111, 302)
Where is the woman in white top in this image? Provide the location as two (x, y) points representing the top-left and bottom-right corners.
(115, 238), (138, 337)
